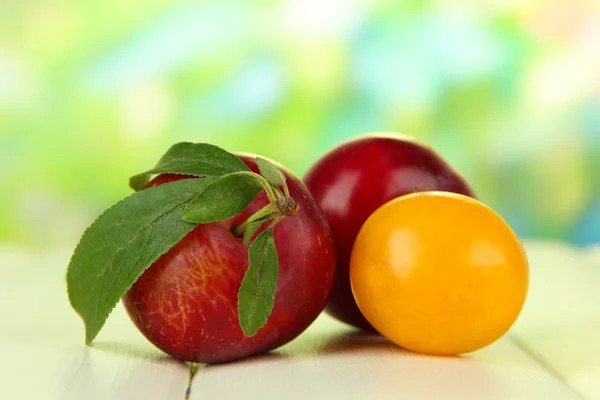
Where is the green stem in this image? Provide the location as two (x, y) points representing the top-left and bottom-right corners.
(273, 186), (285, 200)
(232, 203), (279, 237)
(234, 171), (277, 203)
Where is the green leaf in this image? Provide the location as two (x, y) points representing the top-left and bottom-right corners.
(255, 158), (286, 189)
(238, 229), (279, 337)
(182, 173), (262, 224)
(129, 142), (249, 191)
(67, 178), (212, 344)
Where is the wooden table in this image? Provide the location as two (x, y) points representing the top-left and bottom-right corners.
(1, 240), (599, 399)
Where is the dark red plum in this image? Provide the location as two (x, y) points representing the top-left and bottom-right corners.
(304, 134), (475, 331)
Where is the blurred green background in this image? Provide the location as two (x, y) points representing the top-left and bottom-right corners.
(1, 0), (599, 251)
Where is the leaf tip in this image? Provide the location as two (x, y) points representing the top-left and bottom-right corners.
(84, 319), (100, 345)
(129, 174), (148, 192)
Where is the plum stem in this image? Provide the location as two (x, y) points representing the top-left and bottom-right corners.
(273, 186), (285, 199)
(234, 171), (278, 203)
(232, 203), (279, 237)
(232, 196), (299, 238)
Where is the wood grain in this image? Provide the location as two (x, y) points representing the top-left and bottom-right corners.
(511, 241), (600, 400)
(0, 250), (189, 400)
(189, 314), (582, 400)
(1, 241), (599, 400)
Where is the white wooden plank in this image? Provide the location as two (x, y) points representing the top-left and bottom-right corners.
(0, 250), (190, 400)
(190, 314), (581, 400)
(3, 240), (599, 399)
(511, 241), (600, 400)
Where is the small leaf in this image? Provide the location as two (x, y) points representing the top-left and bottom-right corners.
(67, 178), (212, 344)
(238, 229), (279, 337)
(255, 158), (286, 189)
(129, 142), (249, 191)
(182, 173), (262, 224)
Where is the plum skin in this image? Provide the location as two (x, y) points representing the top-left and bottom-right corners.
(304, 134), (476, 331)
(122, 155), (336, 363)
